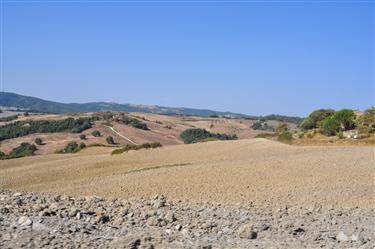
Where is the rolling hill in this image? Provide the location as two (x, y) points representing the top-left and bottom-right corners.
(0, 92), (303, 123)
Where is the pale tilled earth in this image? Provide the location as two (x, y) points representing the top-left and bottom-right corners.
(1, 139), (374, 248)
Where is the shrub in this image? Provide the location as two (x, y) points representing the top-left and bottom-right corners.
(111, 142), (162, 155)
(24, 112), (29, 117)
(106, 136), (115, 144)
(321, 109), (356, 136)
(337, 131), (344, 139)
(34, 138), (43, 145)
(80, 134), (86, 140)
(365, 107), (375, 115)
(0, 150), (5, 159)
(306, 130), (316, 139)
(357, 113), (375, 130)
(180, 128), (237, 144)
(57, 141), (84, 154)
(300, 109), (335, 130)
(5, 143), (37, 159)
(164, 125), (172, 129)
(254, 133), (276, 138)
(276, 123), (288, 134)
(277, 131), (293, 142)
(92, 130), (101, 137)
(251, 122), (262, 130)
(63, 141), (80, 153)
(333, 109), (356, 130)
(321, 116), (340, 136)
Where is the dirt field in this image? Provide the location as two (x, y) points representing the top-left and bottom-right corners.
(1, 138), (373, 208)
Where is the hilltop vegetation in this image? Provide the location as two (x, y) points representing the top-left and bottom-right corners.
(116, 114), (149, 130)
(180, 128), (238, 144)
(297, 108), (375, 142)
(301, 108), (374, 136)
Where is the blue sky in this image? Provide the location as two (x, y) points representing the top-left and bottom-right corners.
(1, 1), (374, 116)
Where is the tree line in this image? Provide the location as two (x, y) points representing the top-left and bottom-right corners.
(0, 117), (92, 141)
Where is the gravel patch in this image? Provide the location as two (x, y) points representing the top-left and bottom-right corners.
(1, 189), (373, 248)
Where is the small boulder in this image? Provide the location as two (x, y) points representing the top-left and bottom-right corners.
(337, 231), (349, 242)
(164, 211), (176, 223)
(18, 216), (33, 226)
(238, 224), (257, 239)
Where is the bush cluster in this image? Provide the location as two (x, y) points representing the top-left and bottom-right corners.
(321, 109), (356, 136)
(111, 142), (162, 155)
(56, 141), (86, 154)
(92, 130), (101, 137)
(0, 117), (92, 141)
(300, 109), (335, 130)
(0, 143), (37, 160)
(117, 114), (149, 130)
(180, 128), (237, 144)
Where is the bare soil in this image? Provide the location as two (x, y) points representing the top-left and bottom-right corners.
(1, 139), (373, 209)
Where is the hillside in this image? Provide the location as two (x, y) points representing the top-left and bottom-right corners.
(0, 92), (303, 123)
(1, 112), (288, 156)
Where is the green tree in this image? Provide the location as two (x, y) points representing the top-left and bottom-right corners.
(333, 109), (356, 130)
(322, 116), (340, 136)
(106, 136), (115, 144)
(300, 109), (335, 130)
(34, 137), (43, 145)
(321, 109), (356, 136)
(8, 143), (37, 159)
(180, 128), (237, 144)
(92, 130), (101, 137)
(80, 134), (86, 140)
(59, 141), (81, 153)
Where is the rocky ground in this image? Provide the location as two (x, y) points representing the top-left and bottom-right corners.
(0, 189), (373, 249)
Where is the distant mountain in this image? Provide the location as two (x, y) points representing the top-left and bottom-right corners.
(0, 92), (303, 123)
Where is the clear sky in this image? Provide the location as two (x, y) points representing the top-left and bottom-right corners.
(1, 0), (374, 116)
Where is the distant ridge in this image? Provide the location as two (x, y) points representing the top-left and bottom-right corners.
(0, 92), (303, 123)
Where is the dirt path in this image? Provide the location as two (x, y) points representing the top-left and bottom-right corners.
(105, 125), (138, 145)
